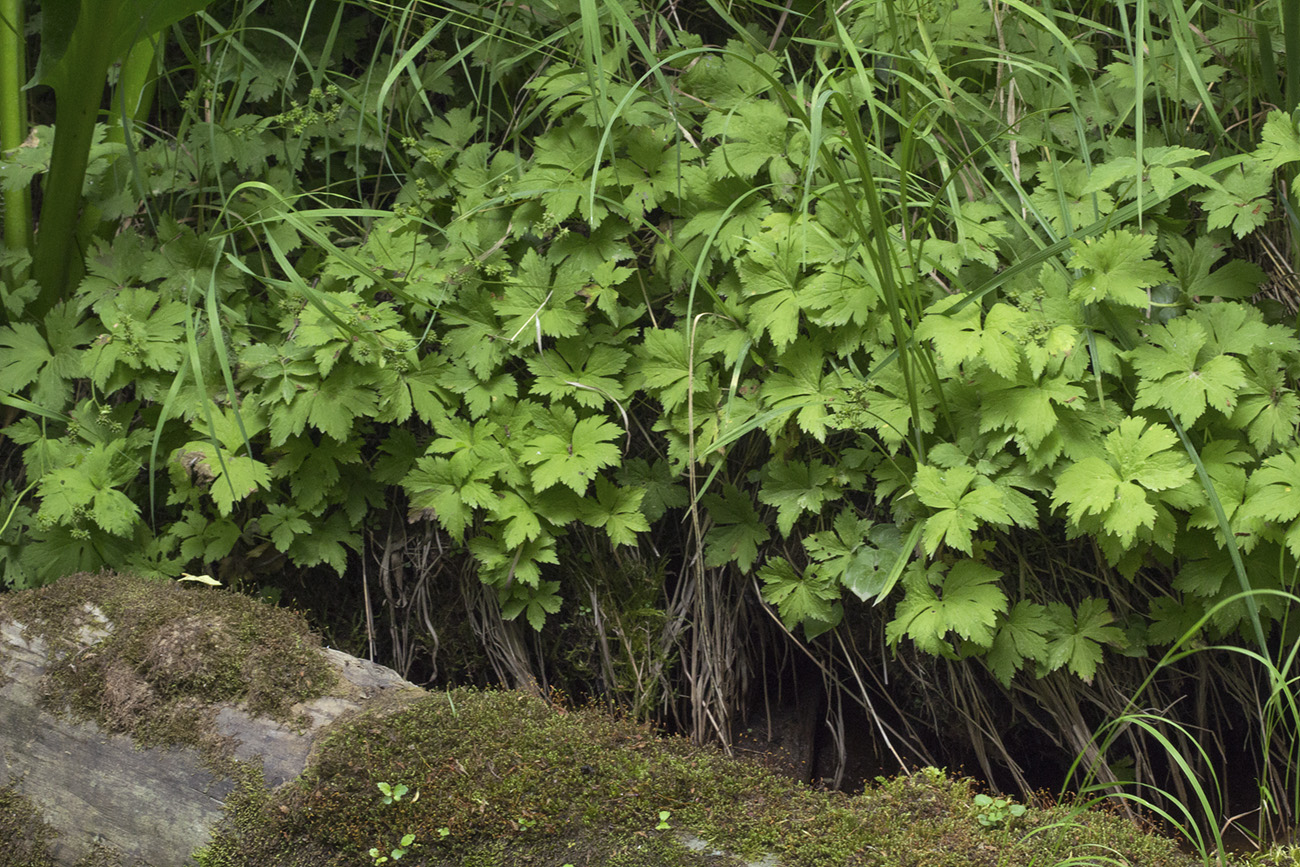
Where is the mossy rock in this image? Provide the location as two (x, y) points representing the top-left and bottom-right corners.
(0, 572), (1284, 867)
(197, 687), (1215, 867)
(0, 571), (421, 866)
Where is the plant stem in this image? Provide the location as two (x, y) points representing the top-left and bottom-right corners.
(28, 22), (120, 316)
(0, 0), (32, 273)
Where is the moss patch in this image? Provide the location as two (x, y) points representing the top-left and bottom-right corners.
(195, 687), (1221, 867)
(0, 570), (335, 762)
(0, 783), (58, 867)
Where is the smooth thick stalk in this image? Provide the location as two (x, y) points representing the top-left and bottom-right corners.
(0, 0), (32, 263)
(28, 29), (118, 316)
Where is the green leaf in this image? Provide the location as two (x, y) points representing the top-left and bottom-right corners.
(886, 560), (1007, 654)
(523, 416), (623, 495)
(1051, 417), (1192, 548)
(173, 441), (271, 517)
(402, 456), (489, 541)
(703, 484), (770, 573)
(703, 99), (789, 180)
(636, 328), (713, 413)
(913, 465), (1017, 556)
(617, 458), (688, 523)
(1043, 598), (1125, 682)
(1257, 111), (1300, 169)
(1068, 230), (1172, 308)
(500, 580), (563, 632)
(1195, 166), (1273, 238)
(262, 503), (311, 553)
(986, 601), (1053, 686)
(286, 510), (359, 576)
(1130, 317), (1246, 425)
(758, 557), (840, 632)
(758, 460), (840, 537)
(980, 373), (1086, 448)
(763, 337), (842, 442)
(581, 476), (650, 547)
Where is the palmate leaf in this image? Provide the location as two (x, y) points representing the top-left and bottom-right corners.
(172, 441), (272, 517)
(580, 476), (650, 547)
(703, 99), (789, 181)
(470, 529), (558, 591)
(636, 328), (714, 413)
(758, 459), (840, 537)
(402, 456), (494, 541)
(763, 337), (843, 442)
(1043, 598), (1125, 683)
(39, 453), (141, 538)
(1068, 229), (1171, 308)
(703, 484), (770, 573)
(85, 288), (188, 389)
(886, 560), (1007, 655)
(1130, 317), (1246, 425)
(262, 503), (311, 553)
(758, 557), (841, 632)
(913, 465), (1017, 556)
(1257, 111), (1300, 169)
(986, 600), (1053, 686)
(1241, 449), (1300, 558)
(979, 373), (1086, 448)
(286, 511), (359, 577)
(522, 416), (622, 495)
(1196, 166), (1273, 238)
(1051, 417), (1193, 548)
(500, 580), (563, 632)
(495, 249), (585, 341)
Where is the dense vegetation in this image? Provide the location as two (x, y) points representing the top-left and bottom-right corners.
(4, 0), (1300, 857)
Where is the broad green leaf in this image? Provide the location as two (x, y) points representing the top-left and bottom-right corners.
(758, 557), (840, 631)
(523, 416), (623, 495)
(1068, 230), (1171, 308)
(500, 580), (563, 632)
(703, 484), (769, 573)
(887, 560), (1007, 654)
(758, 459), (840, 537)
(1130, 317), (1245, 425)
(987, 601), (1053, 686)
(1043, 598), (1125, 682)
(581, 476), (650, 547)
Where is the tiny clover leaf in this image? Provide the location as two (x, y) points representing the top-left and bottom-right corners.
(886, 560), (1007, 655)
(1043, 598), (1125, 682)
(523, 416), (623, 495)
(1130, 317), (1246, 426)
(1067, 229), (1172, 308)
(377, 782), (409, 804)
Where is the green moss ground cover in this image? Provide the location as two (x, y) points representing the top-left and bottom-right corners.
(1, 571), (1296, 867)
(192, 687), (1239, 867)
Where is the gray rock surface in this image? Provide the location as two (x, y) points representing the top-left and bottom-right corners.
(0, 610), (420, 866)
